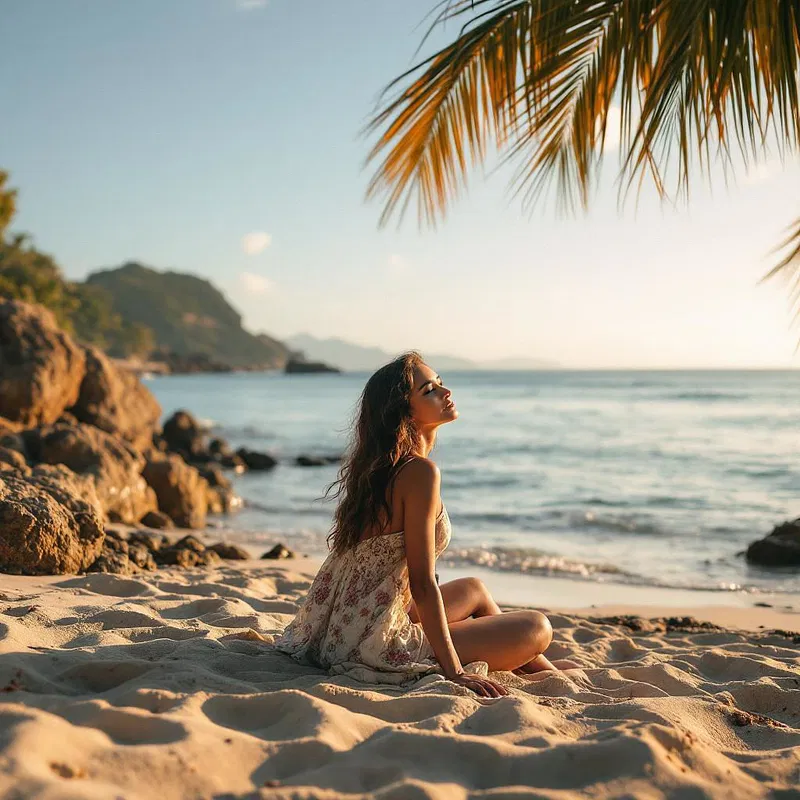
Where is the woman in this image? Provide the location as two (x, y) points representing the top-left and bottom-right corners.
(273, 352), (577, 697)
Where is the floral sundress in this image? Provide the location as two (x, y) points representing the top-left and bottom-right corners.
(272, 505), (454, 685)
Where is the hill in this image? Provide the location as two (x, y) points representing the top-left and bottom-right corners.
(86, 263), (291, 369)
(285, 334), (558, 372)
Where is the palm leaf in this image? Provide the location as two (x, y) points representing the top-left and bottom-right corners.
(366, 0), (800, 314)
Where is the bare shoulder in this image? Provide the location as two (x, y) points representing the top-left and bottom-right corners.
(395, 456), (440, 491)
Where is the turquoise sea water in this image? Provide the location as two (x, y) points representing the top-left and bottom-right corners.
(146, 370), (799, 597)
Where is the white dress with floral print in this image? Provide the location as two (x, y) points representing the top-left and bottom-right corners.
(273, 505), (452, 685)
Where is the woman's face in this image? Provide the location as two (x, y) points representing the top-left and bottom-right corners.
(408, 363), (458, 427)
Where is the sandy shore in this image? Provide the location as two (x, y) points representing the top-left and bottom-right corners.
(0, 557), (798, 799)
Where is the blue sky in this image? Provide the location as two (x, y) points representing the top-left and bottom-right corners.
(1, 0), (798, 368)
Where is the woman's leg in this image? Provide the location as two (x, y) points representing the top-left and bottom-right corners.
(408, 577), (568, 673)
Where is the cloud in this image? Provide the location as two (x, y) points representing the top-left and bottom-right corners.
(242, 231), (272, 255)
(239, 272), (273, 294)
(235, 0), (268, 10)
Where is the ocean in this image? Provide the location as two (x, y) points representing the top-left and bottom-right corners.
(146, 369), (799, 599)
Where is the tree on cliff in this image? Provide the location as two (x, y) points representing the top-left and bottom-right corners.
(367, 1), (799, 318)
(0, 172), (155, 357)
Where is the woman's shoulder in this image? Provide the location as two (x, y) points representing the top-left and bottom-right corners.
(394, 456), (440, 491)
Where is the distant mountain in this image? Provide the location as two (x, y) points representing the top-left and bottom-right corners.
(284, 334), (558, 372)
(86, 263), (292, 369)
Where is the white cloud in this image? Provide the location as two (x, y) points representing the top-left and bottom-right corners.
(242, 231), (272, 255)
(388, 253), (409, 276)
(235, 0), (268, 10)
(239, 272), (273, 294)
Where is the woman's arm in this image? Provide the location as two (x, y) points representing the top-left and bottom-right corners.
(401, 458), (464, 679)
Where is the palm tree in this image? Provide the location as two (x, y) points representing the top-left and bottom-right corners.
(366, 0), (800, 320)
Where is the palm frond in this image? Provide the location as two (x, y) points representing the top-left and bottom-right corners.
(762, 217), (800, 326)
(367, 0), (800, 219)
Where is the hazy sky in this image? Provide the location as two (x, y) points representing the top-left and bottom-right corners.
(2, 0), (798, 368)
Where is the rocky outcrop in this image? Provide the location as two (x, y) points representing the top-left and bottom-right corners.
(284, 357), (340, 374)
(32, 423), (158, 525)
(236, 447), (277, 471)
(0, 300), (86, 426)
(0, 464), (105, 574)
(69, 346), (161, 452)
(746, 519), (800, 567)
(155, 535), (220, 568)
(139, 510), (174, 529)
(142, 453), (208, 529)
(161, 410), (208, 462)
(208, 542), (250, 560)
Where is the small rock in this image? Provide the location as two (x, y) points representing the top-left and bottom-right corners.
(140, 510), (174, 530)
(208, 542), (250, 560)
(128, 542), (156, 570)
(236, 448), (277, 471)
(172, 535), (206, 554)
(129, 529), (168, 552)
(88, 546), (133, 575)
(156, 547), (201, 568)
(261, 543), (294, 560)
(295, 455), (328, 467)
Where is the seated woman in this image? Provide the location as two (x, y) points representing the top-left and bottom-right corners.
(273, 351), (580, 697)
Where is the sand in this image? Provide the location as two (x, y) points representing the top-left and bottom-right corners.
(0, 557), (798, 799)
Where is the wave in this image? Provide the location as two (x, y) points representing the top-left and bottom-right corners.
(569, 511), (665, 535)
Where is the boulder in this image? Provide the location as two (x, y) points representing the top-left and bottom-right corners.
(0, 300), (86, 426)
(142, 453), (208, 529)
(156, 535), (221, 568)
(33, 423), (158, 525)
(208, 542), (250, 560)
(88, 545), (133, 575)
(139, 510), (174, 529)
(0, 464), (105, 574)
(161, 410), (208, 461)
(129, 529), (169, 552)
(0, 446), (28, 473)
(69, 346), (162, 452)
(261, 543), (294, 560)
(746, 519), (800, 567)
(236, 447), (277, 471)
(197, 464), (241, 514)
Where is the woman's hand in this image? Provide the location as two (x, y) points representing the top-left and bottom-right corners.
(450, 672), (509, 698)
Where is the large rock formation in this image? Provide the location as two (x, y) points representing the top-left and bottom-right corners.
(32, 423), (158, 525)
(0, 300), (86, 426)
(0, 464), (105, 574)
(142, 453), (208, 529)
(746, 519), (800, 567)
(70, 345), (161, 451)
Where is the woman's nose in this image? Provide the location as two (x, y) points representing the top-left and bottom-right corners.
(442, 386), (451, 400)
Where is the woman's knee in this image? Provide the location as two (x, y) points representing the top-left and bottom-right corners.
(520, 610), (553, 651)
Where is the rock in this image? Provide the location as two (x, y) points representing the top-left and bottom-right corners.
(219, 453), (247, 473)
(127, 542), (156, 571)
(104, 526), (130, 542)
(261, 543), (294, 560)
(0, 416), (22, 436)
(0, 300), (87, 426)
(69, 346), (162, 452)
(140, 510), (174, 529)
(746, 519), (800, 567)
(197, 464), (240, 514)
(88, 545), (133, 575)
(209, 438), (233, 459)
(236, 447), (277, 471)
(0, 464), (105, 574)
(208, 542), (250, 560)
(34, 423), (158, 525)
(156, 536), (220, 569)
(295, 455), (327, 467)
(161, 410), (208, 461)
(129, 529), (168, 552)
(142, 453), (209, 529)
(0, 446), (28, 472)
(103, 534), (128, 554)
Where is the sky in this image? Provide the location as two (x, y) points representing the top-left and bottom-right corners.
(1, 0), (799, 369)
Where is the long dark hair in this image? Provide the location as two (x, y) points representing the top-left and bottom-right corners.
(324, 351), (425, 555)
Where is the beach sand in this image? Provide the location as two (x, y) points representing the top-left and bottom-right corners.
(0, 555), (798, 799)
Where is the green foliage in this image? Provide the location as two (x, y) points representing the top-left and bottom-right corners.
(86, 262), (289, 367)
(0, 174), (157, 357)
